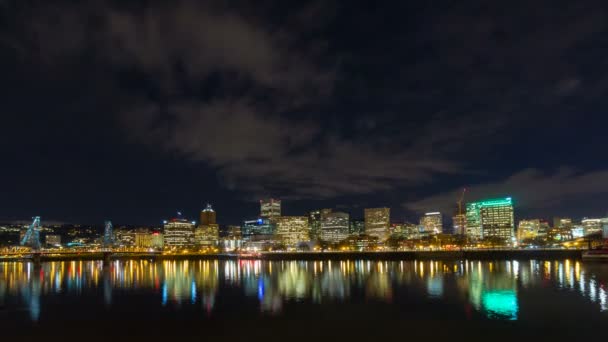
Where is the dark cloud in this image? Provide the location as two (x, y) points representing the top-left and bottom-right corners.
(2, 1), (608, 223)
(405, 167), (608, 217)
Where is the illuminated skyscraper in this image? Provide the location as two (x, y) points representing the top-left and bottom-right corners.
(260, 199), (281, 218)
(320, 211), (350, 243)
(195, 204), (219, 246)
(275, 216), (309, 246)
(452, 214), (466, 235)
(364, 208), (390, 241)
(199, 204), (217, 226)
(420, 212), (443, 234)
(163, 216), (195, 248)
(466, 198), (514, 240)
(309, 209), (332, 240)
(350, 219), (365, 236)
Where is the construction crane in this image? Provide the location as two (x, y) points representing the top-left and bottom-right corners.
(455, 188), (466, 235)
(457, 188), (466, 216)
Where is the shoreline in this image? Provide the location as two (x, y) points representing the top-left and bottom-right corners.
(0, 249), (585, 262)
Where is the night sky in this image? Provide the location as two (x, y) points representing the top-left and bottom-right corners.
(2, 0), (608, 226)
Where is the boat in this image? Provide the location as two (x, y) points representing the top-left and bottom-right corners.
(582, 249), (608, 260)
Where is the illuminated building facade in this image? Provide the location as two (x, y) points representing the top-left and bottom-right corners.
(242, 218), (274, 241)
(320, 211), (350, 243)
(275, 216), (309, 246)
(309, 209), (332, 240)
(163, 218), (195, 248)
(420, 212), (443, 234)
(466, 198), (514, 240)
(260, 199), (281, 218)
(365, 208), (390, 241)
(135, 231), (164, 249)
(516, 219), (541, 242)
(582, 218), (602, 235)
(452, 214), (466, 235)
(195, 224), (219, 247)
(199, 204), (217, 226)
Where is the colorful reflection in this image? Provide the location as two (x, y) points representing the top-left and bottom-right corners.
(1, 259), (607, 321)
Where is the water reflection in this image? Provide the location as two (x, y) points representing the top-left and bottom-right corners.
(1, 259), (607, 321)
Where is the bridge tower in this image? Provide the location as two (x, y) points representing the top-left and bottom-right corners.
(20, 216), (42, 250)
(103, 220), (114, 248)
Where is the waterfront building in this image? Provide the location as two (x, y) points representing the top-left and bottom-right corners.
(199, 204), (217, 226)
(420, 212), (443, 234)
(320, 211), (350, 243)
(195, 224), (219, 247)
(365, 208), (390, 241)
(582, 218), (602, 235)
(452, 214), (466, 235)
(163, 217), (195, 248)
(242, 218), (275, 250)
(260, 199), (281, 218)
(466, 198), (514, 241)
(309, 209), (332, 240)
(517, 219), (541, 242)
(135, 231), (163, 249)
(274, 216), (309, 246)
(45, 235), (61, 246)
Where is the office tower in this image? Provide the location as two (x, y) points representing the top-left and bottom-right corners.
(309, 210), (322, 240)
(274, 216), (309, 246)
(163, 216), (195, 248)
(420, 212), (443, 234)
(582, 218), (602, 235)
(466, 198), (514, 240)
(320, 211), (350, 243)
(260, 199), (281, 218)
(349, 219), (365, 236)
(517, 219), (541, 242)
(135, 231), (163, 249)
(194, 204), (219, 246)
(452, 214), (466, 235)
(199, 204), (217, 226)
(242, 218), (275, 241)
(365, 208), (390, 241)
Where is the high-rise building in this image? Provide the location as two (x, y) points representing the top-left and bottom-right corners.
(517, 219), (541, 242)
(420, 212), (443, 234)
(163, 217), (195, 248)
(466, 198), (514, 240)
(275, 216), (309, 246)
(260, 199), (281, 218)
(199, 204), (217, 226)
(309, 210), (320, 239)
(452, 214), (466, 235)
(365, 208), (390, 241)
(349, 220), (365, 236)
(320, 211), (350, 243)
(242, 218), (274, 241)
(226, 225), (242, 239)
(582, 218), (602, 235)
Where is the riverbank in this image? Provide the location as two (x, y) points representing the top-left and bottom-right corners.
(0, 249), (585, 262)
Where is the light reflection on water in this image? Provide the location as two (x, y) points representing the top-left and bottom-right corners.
(1, 259), (607, 322)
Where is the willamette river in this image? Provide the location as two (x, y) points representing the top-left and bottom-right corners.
(0, 258), (606, 340)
